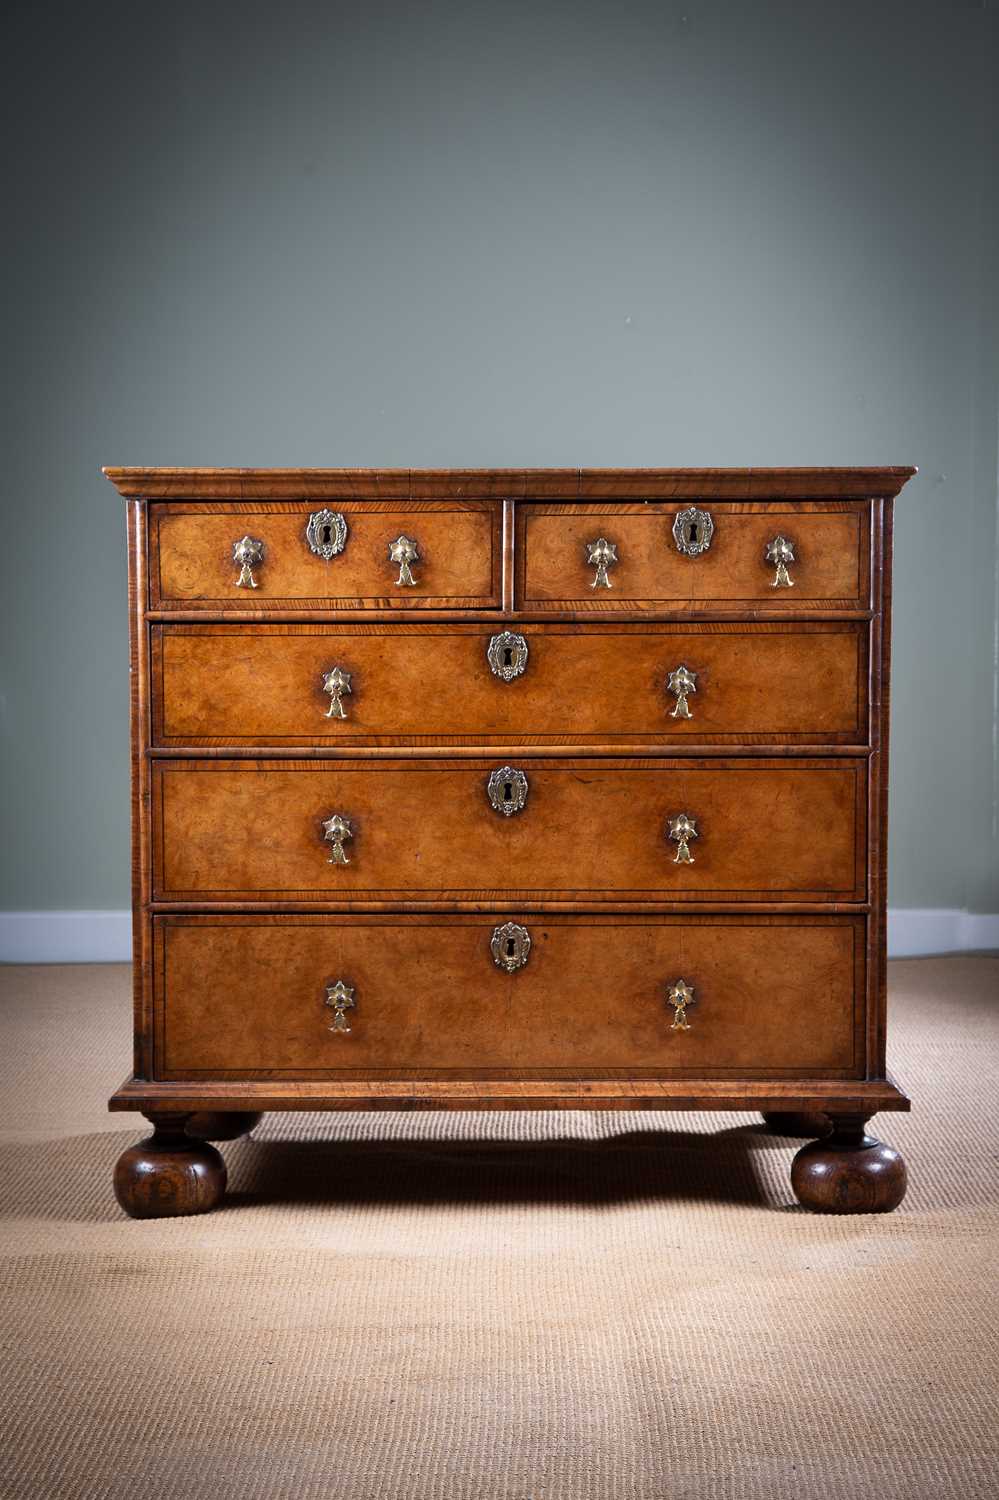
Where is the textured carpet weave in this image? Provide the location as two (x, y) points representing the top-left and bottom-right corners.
(0, 957), (997, 1500)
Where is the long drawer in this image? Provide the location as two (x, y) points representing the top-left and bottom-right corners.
(152, 913), (863, 1078)
(152, 622), (867, 748)
(149, 501), (502, 609)
(152, 758), (866, 903)
(519, 501), (870, 611)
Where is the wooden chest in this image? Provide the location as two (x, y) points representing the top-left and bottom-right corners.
(105, 467), (914, 1217)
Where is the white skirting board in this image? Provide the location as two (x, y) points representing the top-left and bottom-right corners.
(0, 911), (133, 964)
(0, 908), (998, 964)
(886, 909), (999, 959)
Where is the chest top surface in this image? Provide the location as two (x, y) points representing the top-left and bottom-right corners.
(105, 465), (916, 499)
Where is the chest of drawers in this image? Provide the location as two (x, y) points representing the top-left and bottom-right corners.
(105, 467), (915, 1217)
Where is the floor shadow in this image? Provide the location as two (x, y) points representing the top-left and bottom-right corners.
(224, 1124), (781, 1211)
(0, 1122), (798, 1223)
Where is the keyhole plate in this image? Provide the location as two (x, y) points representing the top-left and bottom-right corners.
(490, 921), (531, 973)
(672, 506), (714, 557)
(487, 631), (529, 682)
(306, 509), (349, 561)
(487, 764), (529, 816)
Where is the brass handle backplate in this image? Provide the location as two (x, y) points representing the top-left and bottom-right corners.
(325, 979), (356, 1033)
(306, 509), (348, 561)
(765, 534), (796, 588)
(322, 665), (352, 719)
(487, 765), (529, 816)
(666, 978), (695, 1031)
(672, 507), (714, 556)
(586, 537), (618, 588)
(322, 812), (353, 864)
(667, 812), (698, 864)
(232, 536), (264, 588)
(667, 664), (697, 719)
(487, 630), (529, 681)
(389, 534), (420, 586)
(491, 922), (531, 972)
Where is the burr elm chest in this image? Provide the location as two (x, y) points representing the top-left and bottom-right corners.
(104, 466), (915, 1216)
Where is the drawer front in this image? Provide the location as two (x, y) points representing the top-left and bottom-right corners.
(153, 758), (866, 903)
(149, 501), (502, 608)
(519, 502), (870, 610)
(153, 913), (862, 1077)
(153, 622), (867, 748)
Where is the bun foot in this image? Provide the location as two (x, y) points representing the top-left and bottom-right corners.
(114, 1113), (226, 1219)
(762, 1111), (831, 1138)
(185, 1110), (264, 1142)
(791, 1113), (907, 1214)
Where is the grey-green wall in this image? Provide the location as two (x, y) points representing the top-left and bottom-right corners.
(2, 0), (997, 914)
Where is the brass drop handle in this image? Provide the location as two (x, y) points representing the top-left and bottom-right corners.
(232, 535), (264, 589)
(766, 534), (796, 588)
(586, 537), (618, 589)
(322, 812), (353, 865)
(388, 534), (420, 586)
(325, 979), (356, 1033)
(666, 978), (696, 1032)
(487, 764), (529, 816)
(667, 664), (697, 720)
(667, 812), (698, 864)
(321, 665), (352, 719)
(491, 922), (531, 972)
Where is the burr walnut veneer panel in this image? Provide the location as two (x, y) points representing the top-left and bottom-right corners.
(156, 914), (862, 1078)
(152, 758), (865, 903)
(151, 501), (501, 609)
(152, 622), (866, 748)
(520, 503), (869, 610)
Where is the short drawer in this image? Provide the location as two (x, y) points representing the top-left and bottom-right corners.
(152, 913), (863, 1078)
(519, 501), (870, 611)
(149, 501), (502, 609)
(152, 621), (867, 748)
(152, 757), (866, 903)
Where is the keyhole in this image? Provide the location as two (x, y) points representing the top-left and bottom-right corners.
(503, 646), (513, 668)
(688, 521), (699, 544)
(320, 523), (332, 548)
(506, 937), (516, 959)
(503, 782), (512, 802)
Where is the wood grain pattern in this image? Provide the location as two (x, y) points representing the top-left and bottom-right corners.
(149, 501), (501, 609)
(153, 914), (862, 1078)
(103, 466), (917, 500)
(147, 606), (877, 625)
(105, 466), (916, 1216)
(520, 503), (869, 610)
(109, 1075), (911, 1114)
(151, 621), (867, 748)
(126, 501), (154, 1078)
(791, 1113), (908, 1213)
(113, 1113), (226, 1218)
(151, 757), (866, 904)
(869, 497), (893, 1076)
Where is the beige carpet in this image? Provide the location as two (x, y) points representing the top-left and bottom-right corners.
(0, 957), (997, 1500)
